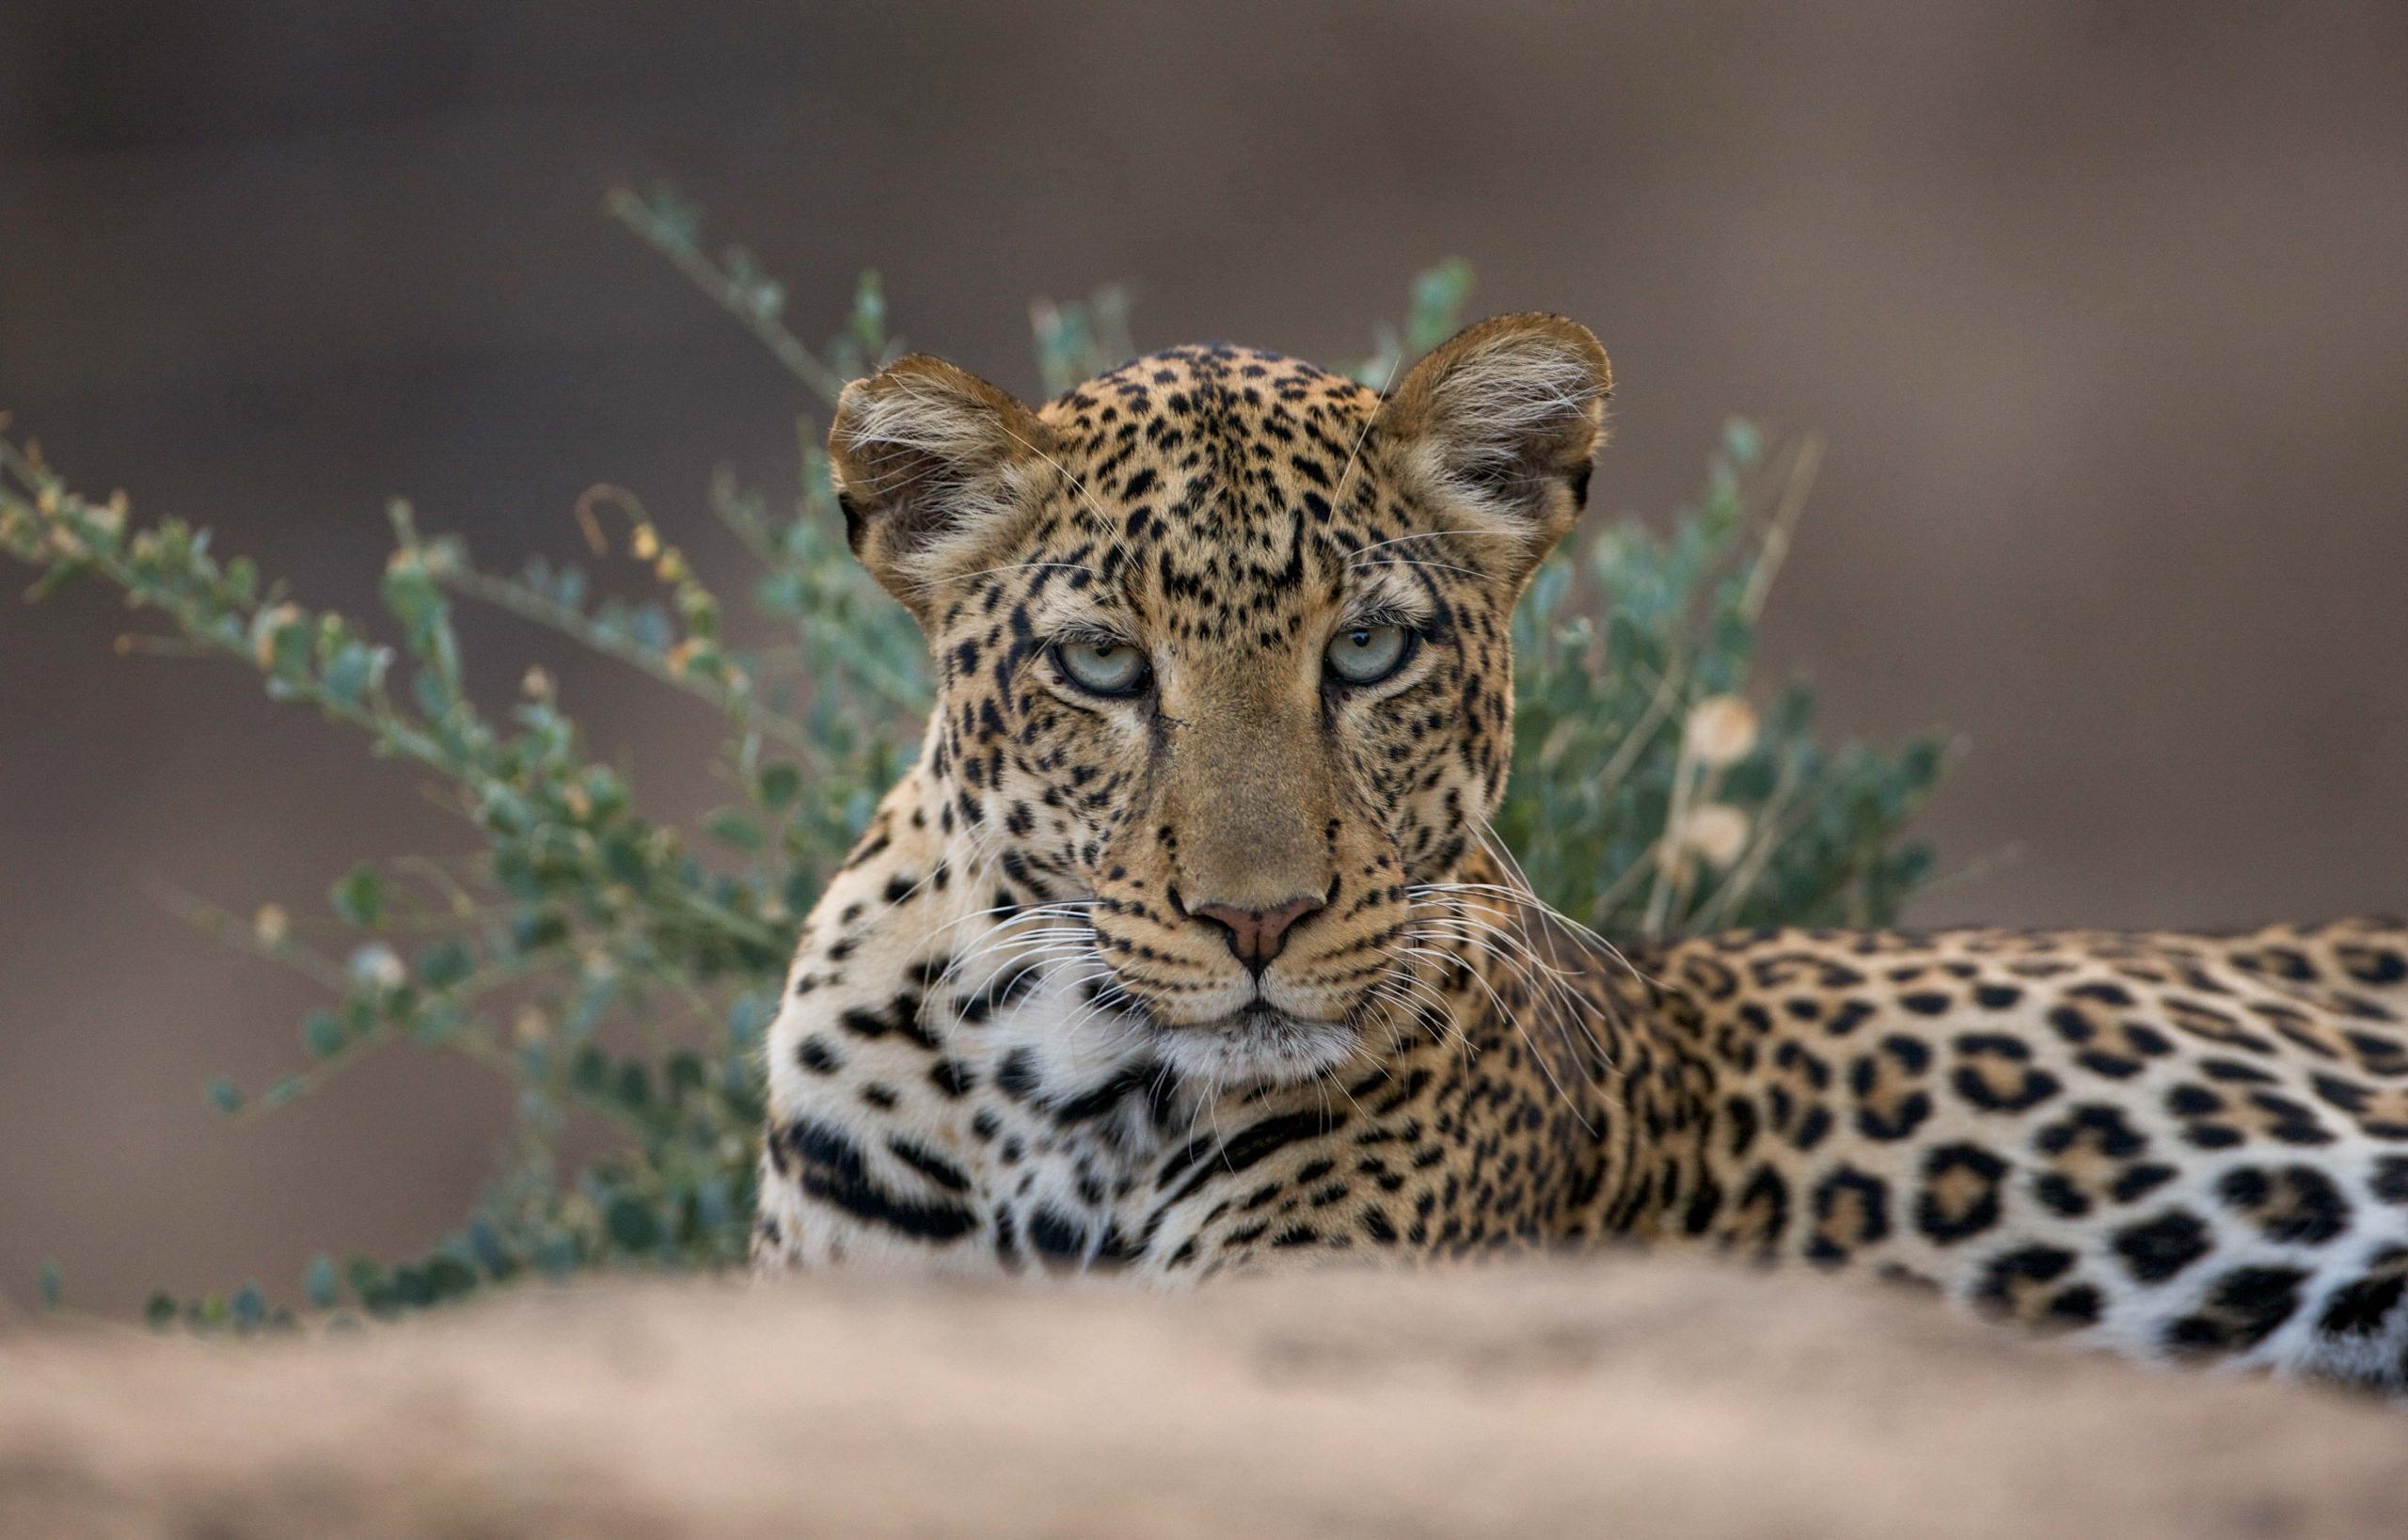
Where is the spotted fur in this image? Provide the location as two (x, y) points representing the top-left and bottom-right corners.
(754, 315), (2408, 1392)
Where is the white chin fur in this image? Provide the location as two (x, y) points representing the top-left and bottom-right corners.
(1155, 1010), (1359, 1088)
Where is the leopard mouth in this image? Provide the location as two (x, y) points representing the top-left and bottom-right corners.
(1150, 1001), (1359, 1087)
(1218, 1000), (1304, 1030)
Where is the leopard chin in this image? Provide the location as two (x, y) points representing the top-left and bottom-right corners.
(1151, 1002), (1360, 1088)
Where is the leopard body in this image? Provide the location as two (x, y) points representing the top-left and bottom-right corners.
(753, 317), (2408, 1389)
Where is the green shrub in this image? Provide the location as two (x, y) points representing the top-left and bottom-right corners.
(0, 183), (1948, 1326)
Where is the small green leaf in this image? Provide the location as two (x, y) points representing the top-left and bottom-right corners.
(602, 833), (649, 884)
(143, 1292), (177, 1329)
(345, 1254), (388, 1302)
(424, 1254), (479, 1303)
(305, 1254), (338, 1310)
(467, 1219), (514, 1278)
(1403, 258), (1476, 354)
(572, 1045), (610, 1095)
(851, 269), (887, 350)
(1722, 417), (1763, 471)
(389, 1265), (432, 1310)
(605, 1194), (661, 1252)
(417, 939), (475, 991)
(630, 605), (673, 653)
(205, 1077), (243, 1115)
(330, 865), (385, 927)
(411, 666), (453, 721)
(230, 1282), (266, 1330)
(38, 1261), (61, 1309)
(756, 761), (802, 811)
(248, 605), (312, 678)
(379, 558), (445, 637)
(705, 809), (765, 851)
(320, 640), (384, 706)
(616, 1062), (652, 1112)
(406, 996), (461, 1044)
(535, 1234), (581, 1279)
(302, 1008), (347, 1059)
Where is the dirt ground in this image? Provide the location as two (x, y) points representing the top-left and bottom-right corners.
(1, 1254), (2401, 1539)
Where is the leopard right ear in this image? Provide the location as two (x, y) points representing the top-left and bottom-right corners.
(827, 354), (1054, 618)
(1377, 313), (1611, 589)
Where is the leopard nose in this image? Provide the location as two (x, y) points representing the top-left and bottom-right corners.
(1192, 894), (1325, 976)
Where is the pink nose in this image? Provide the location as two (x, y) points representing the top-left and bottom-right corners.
(1192, 894), (1325, 974)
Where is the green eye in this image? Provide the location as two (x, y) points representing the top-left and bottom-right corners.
(1324, 622), (1412, 686)
(1054, 638), (1151, 696)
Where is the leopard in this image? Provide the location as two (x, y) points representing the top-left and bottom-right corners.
(752, 312), (2408, 1392)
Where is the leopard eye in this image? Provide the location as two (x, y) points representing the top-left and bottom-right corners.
(1324, 622), (1412, 687)
(1054, 638), (1151, 696)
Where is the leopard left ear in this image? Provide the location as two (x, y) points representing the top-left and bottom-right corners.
(827, 353), (1055, 623)
(1377, 312), (1611, 584)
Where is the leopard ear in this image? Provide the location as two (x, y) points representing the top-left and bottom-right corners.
(1378, 313), (1611, 584)
(827, 354), (1054, 617)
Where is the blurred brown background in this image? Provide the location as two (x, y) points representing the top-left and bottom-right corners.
(3, 0), (2404, 1310)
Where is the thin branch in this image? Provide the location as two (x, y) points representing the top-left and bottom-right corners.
(1740, 432), (1823, 624)
(605, 186), (849, 407)
(437, 564), (818, 756)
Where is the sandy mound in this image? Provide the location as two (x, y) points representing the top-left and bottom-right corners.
(1, 1255), (2400, 1538)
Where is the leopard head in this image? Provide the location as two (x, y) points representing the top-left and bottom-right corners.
(830, 315), (1609, 1086)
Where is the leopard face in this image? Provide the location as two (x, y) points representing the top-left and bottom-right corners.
(826, 317), (1609, 1087)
